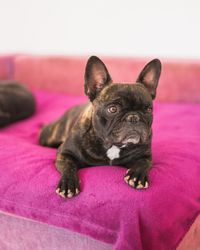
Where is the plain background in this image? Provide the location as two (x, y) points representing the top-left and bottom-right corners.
(0, 0), (199, 59)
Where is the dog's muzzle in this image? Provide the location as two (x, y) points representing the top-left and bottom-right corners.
(122, 134), (140, 145)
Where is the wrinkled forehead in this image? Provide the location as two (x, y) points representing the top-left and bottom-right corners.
(98, 83), (152, 106)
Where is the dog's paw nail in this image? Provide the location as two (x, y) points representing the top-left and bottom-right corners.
(67, 191), (74, 198)
(126, 169), (130, 174)
(136, 183), (144, 189)
(144, 182), (149, 188)
(128, 179), (135, 187)
(59, 190), (66, 198)
(56, 188), (66, 198)
(56, 188), (60, 194)
(124, 175), (130, 183)
(133, 178), (137, 182)
(75, 188), (80, 194)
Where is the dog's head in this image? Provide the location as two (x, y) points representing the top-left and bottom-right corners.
(84, 56), (161, 149)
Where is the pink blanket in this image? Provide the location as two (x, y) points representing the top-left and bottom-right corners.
(0, 90), (200, 250)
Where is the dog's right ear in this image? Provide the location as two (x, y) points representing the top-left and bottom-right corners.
(136, 59), (161, 100)
(84, 56), (112, 101)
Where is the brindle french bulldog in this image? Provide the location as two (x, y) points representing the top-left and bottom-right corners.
(39, 56), (161, 198)
(0, 81), (35, 127)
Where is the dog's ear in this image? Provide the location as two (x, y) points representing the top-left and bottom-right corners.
(84, 56), (112, 101)
(136, 59), (161, 99)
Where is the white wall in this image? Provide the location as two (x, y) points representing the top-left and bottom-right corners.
(0, 0), (200, 59)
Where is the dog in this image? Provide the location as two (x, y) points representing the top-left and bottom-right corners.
(0, 81), (35, 127)
(39, 56), (161, 198)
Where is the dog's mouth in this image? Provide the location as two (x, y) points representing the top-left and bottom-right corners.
(104, 133), (140, 150)
(121, 134), (140, 146)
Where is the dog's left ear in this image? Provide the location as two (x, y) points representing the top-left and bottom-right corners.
(84, 56), (112, 101)
(136, 59), (161, 99)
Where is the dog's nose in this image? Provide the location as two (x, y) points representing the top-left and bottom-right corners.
(126, 114), (140, 123)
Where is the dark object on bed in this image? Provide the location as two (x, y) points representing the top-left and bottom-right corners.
(0, 81), (35, 127)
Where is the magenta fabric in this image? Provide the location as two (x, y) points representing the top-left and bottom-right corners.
(0, 90), (199, 250)
(0, 55), (199, 102)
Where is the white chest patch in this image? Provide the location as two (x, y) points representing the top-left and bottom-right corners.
(106, 145), (121, 161)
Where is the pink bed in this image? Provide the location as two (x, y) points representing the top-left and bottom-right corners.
(0, 55), (200, 249)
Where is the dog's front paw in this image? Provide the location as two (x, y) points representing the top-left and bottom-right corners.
(124, 168), (149, 189)
(56, 173), (80, 199)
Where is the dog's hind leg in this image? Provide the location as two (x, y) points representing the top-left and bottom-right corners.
(39, 121), (63, 148)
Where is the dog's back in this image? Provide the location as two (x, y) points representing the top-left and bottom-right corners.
(39, 103), (89, 148)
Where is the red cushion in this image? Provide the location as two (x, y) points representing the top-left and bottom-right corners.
(11, 55), (200, 102)
(0, 55), (16, 80)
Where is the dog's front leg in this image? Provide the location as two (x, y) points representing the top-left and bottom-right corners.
(55, 151), (80, 199)
(124, 157), (152, 189)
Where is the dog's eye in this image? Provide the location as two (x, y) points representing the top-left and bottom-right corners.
(107, 105), (118, 113)
(126, 114), (140, 123)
